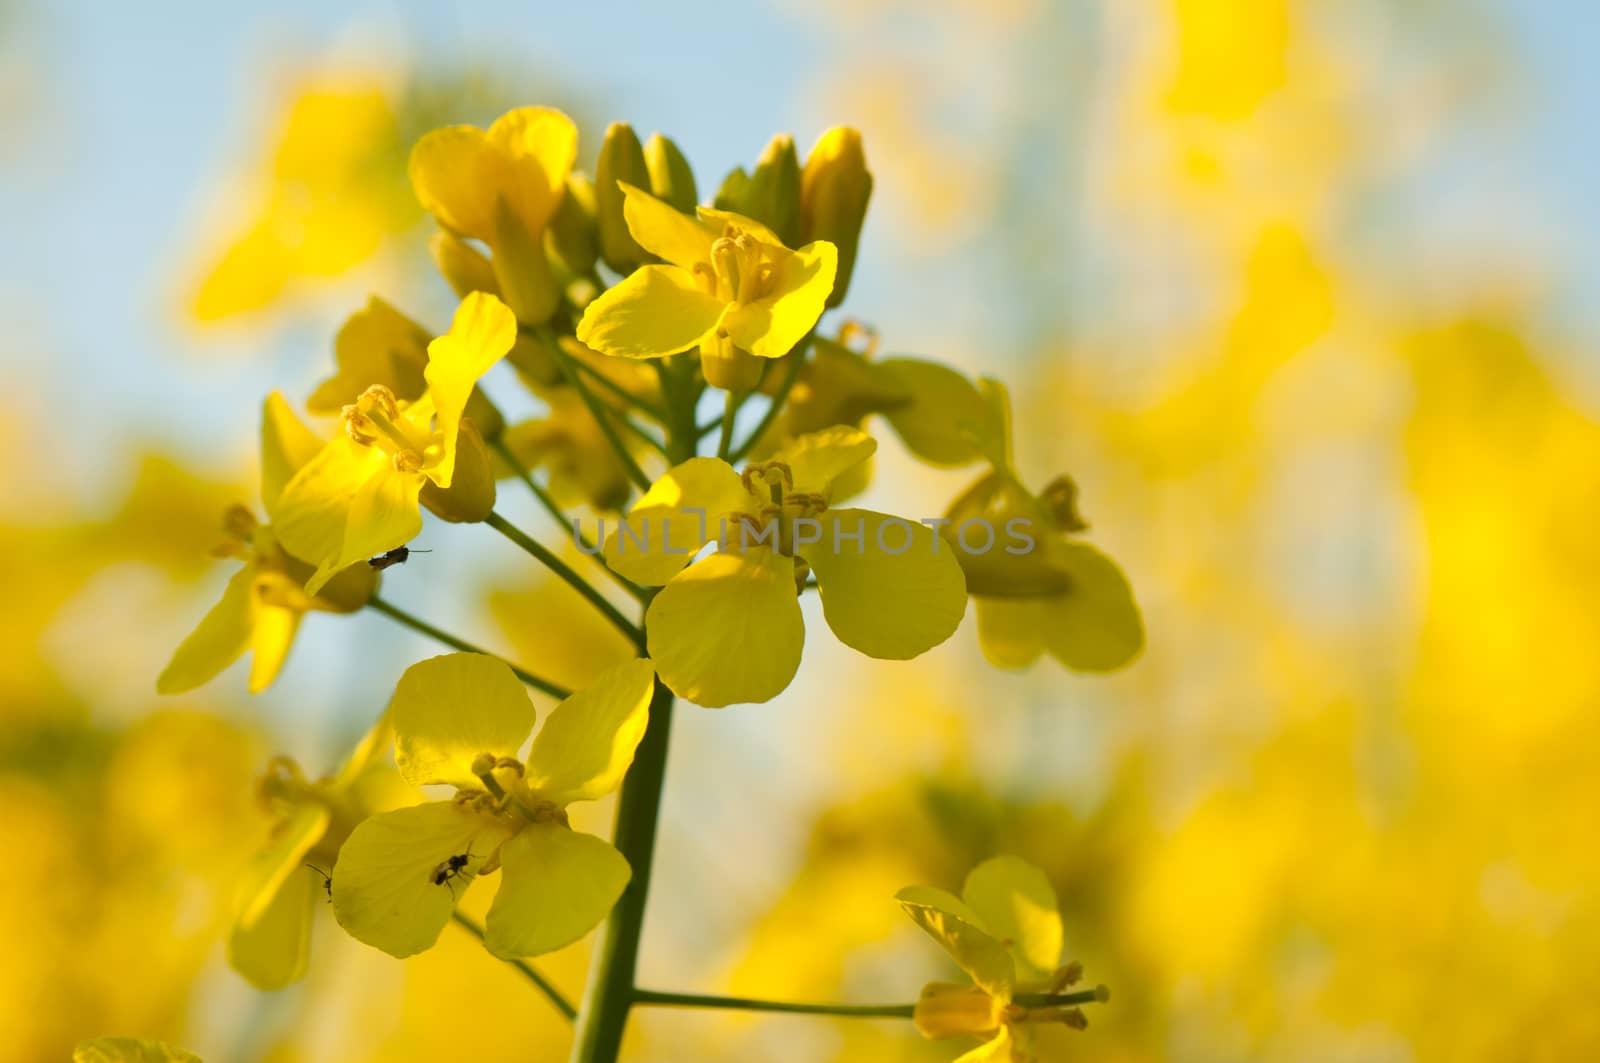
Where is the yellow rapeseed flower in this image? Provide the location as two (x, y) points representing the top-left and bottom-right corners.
(272, 292), (517, 593)
(331, 653), (655, 958)
(73, 1038), (201, 1063)
(575, 182), (837, 390)
(409, 106), (578, 325)
(227, 716), (394, 989)
(157, 393), (375, 695)
(900, 856), (1089, 1062)
(603, 426), (967, 707)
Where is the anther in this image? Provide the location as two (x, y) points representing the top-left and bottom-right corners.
(358, 384), (400, 420)
(392, 450), (423, 474)
(342, 405), (377, 446)
(221, 504), (258, 541)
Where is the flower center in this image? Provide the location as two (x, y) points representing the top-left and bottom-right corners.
(701, 227), (777, 305)
(342, 385), (431, 473)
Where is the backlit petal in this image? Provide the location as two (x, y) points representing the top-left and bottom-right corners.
(877, 357), (1000, 468)
(524, 659), (656, 804)
(576, 264), (726, 359)
(228, 863), (319, 990)
(962, 856), (1063, 981)
(424, 291), (517, 488)
(805, 509), (967, 660)
(897, 885), (1015, 1000)
(721, 240), (837, 359)
(604, 457), (746, 585)
(156, 565), (256, 695)
(486, 106), (578, 236)
(331, 802), (511, 959)
(246, 604), (301, 694)
(621, 181), (716, 267)
(645, 549), (803, 707)
(392, 653), (537, 788)
(1039, 543), (1145, 672)
(771, 426), (876, 496)
(974, 599), (1047, 669)
(261, 391), (324, 510)
(484, 823), (631, 958)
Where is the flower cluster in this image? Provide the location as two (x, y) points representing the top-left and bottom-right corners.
(152, 103), (1140, 1058)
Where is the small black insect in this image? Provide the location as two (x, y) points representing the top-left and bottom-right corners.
(369, 546), (432, 570)
(306, 863), (333, 901)
(430, 848), (473, 895)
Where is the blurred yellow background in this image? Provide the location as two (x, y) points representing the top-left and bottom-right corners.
(4, 1), (1597, 1060)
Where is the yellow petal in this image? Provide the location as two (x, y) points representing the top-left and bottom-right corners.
(604, 457), (747, 585)
(961, 856), (1063, 982)
(73, 1038), (201, 1063)
(1039, 543), (1145, 672)
(235, 801), (331, 928)
(261, 392), (324, 510)
(804, 509), (967, 659)
(246, 603), (301, 694)
(485, 106), (578, 236)
(620, 181), (716, 267)
(409, 125), (500, 241)
(771, 425), (877, 496)
(424, 292), (518, 488)
(912, 982), (1004, 1042)
(974, 599), (1047, 669)
(484, 823), (631, 958)
(274, 440), (425, 595)
(524, 659), (655, 804)
(696, 204), (786, 247)
(156, 565), (256, 694)
(306, 297), (431, 415)
(877, 357), (999, 468)
(392, 653), (537, 788)
(227, 863), (319, 990)
(645, 549), (803, 707)
(576, 264), (727, 360)
(331, 802), (510, 959)
(721, 240), (837, 359)
(952, 1027), (1017, 1063)
(897, 885), (1015, 1000)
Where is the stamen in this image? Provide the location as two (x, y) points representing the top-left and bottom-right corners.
(342, 405), (377, 446)
(221, 504), (258, 541)
(359, 384), (399, 420)
(392, 450), (423, 474)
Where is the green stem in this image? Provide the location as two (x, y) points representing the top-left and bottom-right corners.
(567, 677), (676, 1062)
(568, 369), (698, 1063)
(367, 596), (570, 700)
(489, 439), (648, 603)
(450, 911), (576, 1020)
(716, 389), (739, 461)
(570, 349), (666, 421)
(727, 339), (810, 464)
(547, 333), (654, 491)
(630, 987), (1108, 1018)
(484, 511), (645, 651)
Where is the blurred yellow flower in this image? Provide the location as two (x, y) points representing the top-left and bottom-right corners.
(157, 393), (375, 695)
(228, 715), (394, 989)
(189, 80), (414, 322)
(900, 856), (1090, 1062)
(73, 1037), (200, 1063)
(273, 292), (516, 592)
(332, 654), (654, 959)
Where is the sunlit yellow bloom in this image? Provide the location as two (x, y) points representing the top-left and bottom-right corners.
(157, 393), (375, 695)
(73, 1037), (201, 1063)
(227, 715), (395, 989)
(409, 106), (577, 325)
(575, 182), (837, 390)
(603, 426), (966, 707)
(273, 292), (517, 593)
(900, 856), (1089, 1062)
(332, 653), (654, 958)
(188, 80), (412, 322)
(945, 384), (1142, 672)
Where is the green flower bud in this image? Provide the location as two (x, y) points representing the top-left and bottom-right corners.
(549, 172), (599, 276)
(596, 122), (651, 272)
(421, 419), (497, 523)
(801, 126), (872, 307)
(741, 134), (803, 247)
(490, 200), (560, 325)
(645, 132), (698, 212)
